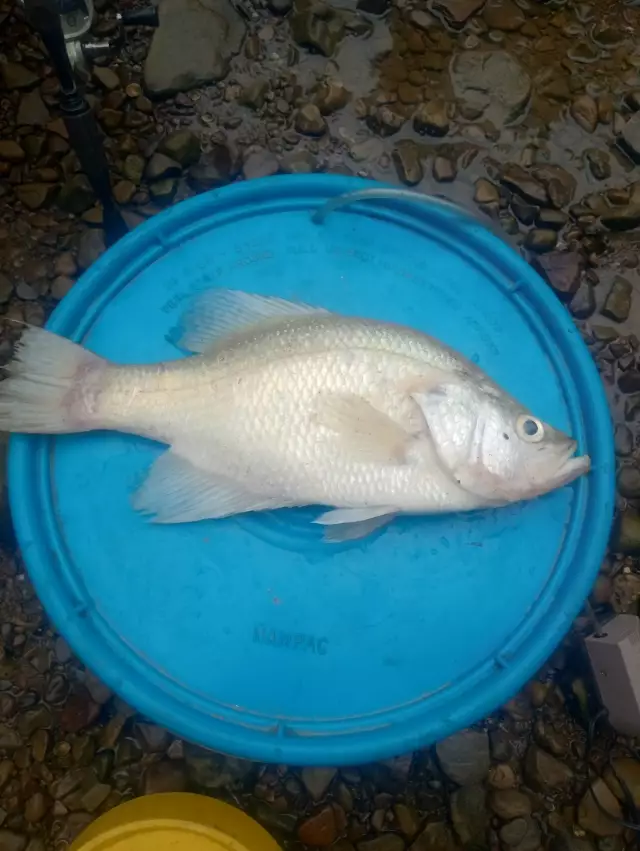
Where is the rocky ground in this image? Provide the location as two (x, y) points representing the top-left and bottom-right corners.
(2, 0), (640, 846)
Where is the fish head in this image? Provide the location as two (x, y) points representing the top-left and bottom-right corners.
(413, 379), (590, 504)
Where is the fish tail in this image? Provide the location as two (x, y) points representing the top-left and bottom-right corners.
(0, 327), (109, 434)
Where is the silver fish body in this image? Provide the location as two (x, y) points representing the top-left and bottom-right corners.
(0, 289), (590, 541)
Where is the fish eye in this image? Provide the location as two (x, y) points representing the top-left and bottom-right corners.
(516, 415), (544, 443)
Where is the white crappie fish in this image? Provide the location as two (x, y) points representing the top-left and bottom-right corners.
(0, 289), (590, 542)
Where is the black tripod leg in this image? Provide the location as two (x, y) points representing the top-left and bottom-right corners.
(62, 98), (129, 245)
(22, 0), (128, 246)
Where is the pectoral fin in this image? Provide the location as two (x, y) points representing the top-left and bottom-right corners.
(133, 450), (288, 523)
(314, 506), (397, 542)
(175, 289), (330, 354)
(316, 394), (412, 464)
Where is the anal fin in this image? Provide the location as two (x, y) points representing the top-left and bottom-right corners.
(132, 449), (287, 524)
(315, 506), (397, 543)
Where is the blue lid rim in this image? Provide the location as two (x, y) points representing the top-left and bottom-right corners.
(8, 174), (615, 764)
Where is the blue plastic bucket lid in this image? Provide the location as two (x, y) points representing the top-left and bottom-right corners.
(9, 175), (614, 766)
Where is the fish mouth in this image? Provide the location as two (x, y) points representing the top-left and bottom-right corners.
(554, 444), (591, 487)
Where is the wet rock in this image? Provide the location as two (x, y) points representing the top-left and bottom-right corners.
(113, 180), (136, 205)
(123, 154), (146, 184)
(3, 62), (39, 91)
(142, 761), (188, 795)
(368, 106), (405, 137)
(81, 782), (112, 813)
(0, 275), (12, 305)
(98, 108), (123, 131)
(525, 746), (573, 790)
(499, 816), (541, 851)
(578, 780), (623, 837)
(356, 0), (388, 13)
(290, 0), (346, 56)
(409, 822), (458, 851)
(571, 95), (598, 133)
(611, 571), (640, 611)
(357, 838), (405, 851)
(93, 66), (120, 91)
(295, 103), (327, 136)
(510, 199), (535, 227)
(242, 149), (279, 180)
(30, 729), (49, 763)
(619, 114), (640, 163)
(301, 767), (336, 801)
(314, 80), (350, 115)
(16, 282), (38, 301)
(534, 251), (582, 301)
(53, 253), (77, 278)
(77, 230), (106, 272)
(489, 790), (532, 820)
(394, 804), (419, 839)
(436, 730), (490, 785)
(0, 142), (25, 164)
(604, 758), (640, 807)
(585, 149), (611, 180)
(15, 182), (55, 211)
(501, 165), (548, 205)
(0, 833), (27, 851)
(601, 277), (632, 322)
(488, 764), (517, 790)
(158, 130), (201, 168)
(239, 80), (269, 110)
(144, 0), (245, 96)
(0, 727), (20, 751)
(145, 153), (182, 181)
(393, 142), (423, 186)
(413, 100), (449, 136)
(17, 91), (50, 127)
(450, 785), (488, 845)
(24, 793), (47, 824)
(601, 205), (640, 231)
(185, 750), (252, 790)
(619, 371), (640, 394)
(614, 424), (634, 457)
(482, 0), (524, 31)
(536, 209), (568, 230)
(188, 158), (232, 189)
(532, 165), (576, 209)
(449, 51), (531, 124)
(431, 0), (484, 28)
(618, 465), (640, 499)
(149, 178), (178, 204)
(135, 723), (169, 753)
(280, 150), (317, 174)
(398, 82), (421, 105)
(570, 282), (596, 319)
(57, 176), (96, 215)
(474, 178), (500, 207)
(524, 229), (557, 253)
(298, 806), (337, 846)
(269, 0), (293, 12)
(18, 706), (51, 737)
(433, 156), (456, 182)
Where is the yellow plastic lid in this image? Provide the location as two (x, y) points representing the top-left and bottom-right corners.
(70, 793), (283, 851)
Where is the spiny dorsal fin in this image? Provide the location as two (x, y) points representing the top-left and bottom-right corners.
(175, 289), (330, 355)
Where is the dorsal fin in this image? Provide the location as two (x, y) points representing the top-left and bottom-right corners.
(174, 289), (330, 355)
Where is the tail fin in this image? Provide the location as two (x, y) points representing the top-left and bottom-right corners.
(0, 327), (107, 434)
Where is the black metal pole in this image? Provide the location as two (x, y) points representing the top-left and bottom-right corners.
(22, 0), (129, 246)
